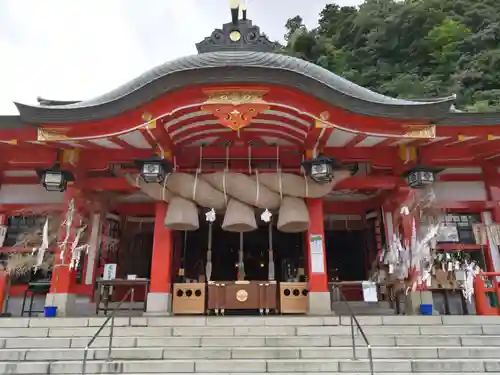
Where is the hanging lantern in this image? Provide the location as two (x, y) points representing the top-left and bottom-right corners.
(36, 165), (75, 192)
(302, 154), (341, 184)
(134, 156), (171, 184)
(404, 166), (442, 189)
(205, 208), (216, 223)
(261, 209), (272, 223)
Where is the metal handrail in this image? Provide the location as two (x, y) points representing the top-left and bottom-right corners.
(81, 289), (132, 375)
(333, 285), (374, 375)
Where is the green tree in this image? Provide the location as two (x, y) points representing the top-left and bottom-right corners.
(283, 0), (500, 112)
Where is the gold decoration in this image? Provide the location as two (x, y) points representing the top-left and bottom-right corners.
(141, 112), (156, 129)
(203, 89), (268, 106)
(320, 111), (330, 120)
(202, 89), (270, 131)
(402, 126), (436, 139)
(229, 31), (241, 41)
(37, 128), (70, 141)
(236, 289), (248, 302)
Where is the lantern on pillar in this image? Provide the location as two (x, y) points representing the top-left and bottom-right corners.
(135, 156), (171, 184)
(302, 154), (341, 183)
(36, 164), (75, 192)
(404, 166), (442, 189)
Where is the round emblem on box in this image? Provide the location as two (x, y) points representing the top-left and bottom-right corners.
(236, 289), (248, 302)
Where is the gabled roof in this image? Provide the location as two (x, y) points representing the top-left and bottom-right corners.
(14, 51), (455, 124)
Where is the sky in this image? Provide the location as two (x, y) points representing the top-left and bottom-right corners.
(0, 0), (363, 114)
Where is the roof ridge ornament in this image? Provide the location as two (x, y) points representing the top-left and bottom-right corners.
(195, 0), (275, 54)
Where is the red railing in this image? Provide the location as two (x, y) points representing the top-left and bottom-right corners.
(473, 272), (500, 315)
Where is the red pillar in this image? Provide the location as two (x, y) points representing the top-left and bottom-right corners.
(305, 198), (331, 314)
(147, 201), (173, 313)
(0, 269), (8, 316)
(0, 214), (10, 315)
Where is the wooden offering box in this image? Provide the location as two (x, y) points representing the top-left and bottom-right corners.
(207, 280), (277, 314)
(279, 282), (308, 314)
(172, 283), (206, 315)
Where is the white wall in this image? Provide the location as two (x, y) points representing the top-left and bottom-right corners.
(433, 181), (487, 202)
(0, 184), (64, 204)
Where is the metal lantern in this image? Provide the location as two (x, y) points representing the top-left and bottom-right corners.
(37, 166), (75, 192)
(135, 157), (171, 184)
(302, 155), (341, 183)
(405, 166), (441, 189)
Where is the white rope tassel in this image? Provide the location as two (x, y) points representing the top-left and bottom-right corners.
(303, 169), (309, 198)
(223, 145), (229, 205)
(268, 222), (275, 281)
(206, 222), (213, 282)
(222, 169), (228, 205)
(278, 170), (283, 201)
(193, 171), (199, 201)
(276, 146), (283, 201)
(248, 145), (252, 175)
(193, 146), (203, 201)
(255, 169), (260, 207)
(162, 173), (171, 202)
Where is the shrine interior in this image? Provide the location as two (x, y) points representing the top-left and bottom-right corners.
(109, 213), (379, 291)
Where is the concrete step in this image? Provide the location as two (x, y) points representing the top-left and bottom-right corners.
(1, 315), (500, 328)
(2, 358), (500, 373)
(331, 302), (396, 316)
(1, 346), (499, 361)
(93, 374), (500, 375)
(1, 324), (499, 338)
(3, 334), (500, 349)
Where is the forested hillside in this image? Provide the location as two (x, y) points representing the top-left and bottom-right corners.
(282, 0), (500, 112)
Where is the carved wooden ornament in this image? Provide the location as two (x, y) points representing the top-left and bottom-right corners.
(201, 89), (270, 131)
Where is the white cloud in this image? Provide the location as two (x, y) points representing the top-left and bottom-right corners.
(0, 0), (363, 115)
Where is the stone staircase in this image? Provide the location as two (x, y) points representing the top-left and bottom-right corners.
(331, 301), (396, 316)
(0, 315), (500, 374)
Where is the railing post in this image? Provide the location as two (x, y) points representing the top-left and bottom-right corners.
(107, 316), (115, 361)
(473, 274), (488, 315)
(82, 347), (88, 375)
(350, 315), (356, 360)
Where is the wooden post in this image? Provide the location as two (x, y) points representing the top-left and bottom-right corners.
(473, 274), (488, 315)
(146, 201), (173, 313)
(306, 198), (330, 314)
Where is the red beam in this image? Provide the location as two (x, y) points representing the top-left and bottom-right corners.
(438, 174), (483, 182)
(113, 203), (155, 216)
(335, 176), (400, 190)
(83, 177), (137, 191)
(323, 201), (369, 214)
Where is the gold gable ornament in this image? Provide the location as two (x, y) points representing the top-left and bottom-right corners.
(37, 128), (70, 142)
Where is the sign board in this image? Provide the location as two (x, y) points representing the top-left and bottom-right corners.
(309, 234), (325, 274)
(362, 281), (378, 302)
(103, 263), (117, 281)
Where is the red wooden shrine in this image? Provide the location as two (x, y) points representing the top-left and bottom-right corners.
(1, 4), (500, 315)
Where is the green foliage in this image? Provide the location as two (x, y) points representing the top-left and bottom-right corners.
(282, 0), (500, 112)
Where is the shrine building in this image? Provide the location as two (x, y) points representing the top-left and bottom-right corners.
(0, 3), (500, 316)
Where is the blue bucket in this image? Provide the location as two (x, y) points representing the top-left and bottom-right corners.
(44, 306), (57, 318)
(419, 303), (433, 316)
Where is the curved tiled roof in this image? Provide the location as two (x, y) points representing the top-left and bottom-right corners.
(15, 51), (456, 124)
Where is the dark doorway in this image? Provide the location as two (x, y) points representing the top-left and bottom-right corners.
(325, 228), (371, 301)
(325, 230), (367, 281)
